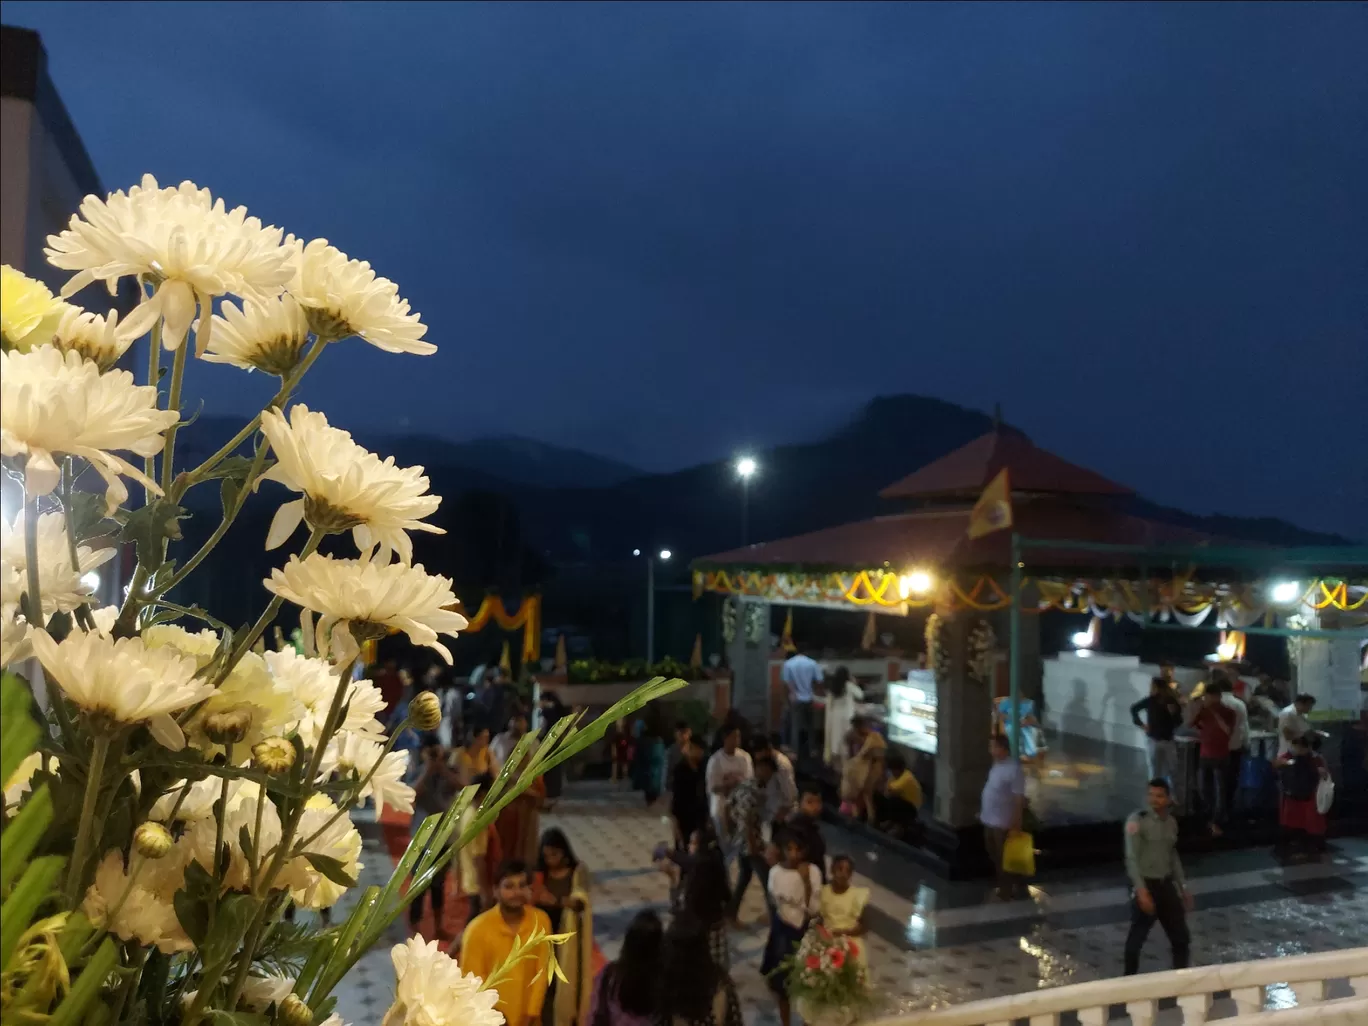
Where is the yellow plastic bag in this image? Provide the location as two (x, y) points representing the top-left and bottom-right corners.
(1002, 830), (1035, 877)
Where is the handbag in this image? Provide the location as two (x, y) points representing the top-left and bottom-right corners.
(1315, 777), (1335, 815)
(1002, 830), (1036, 877)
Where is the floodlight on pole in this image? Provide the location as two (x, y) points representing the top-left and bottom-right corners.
(637, 545), (674, 664)
(735, 456), (758, 545)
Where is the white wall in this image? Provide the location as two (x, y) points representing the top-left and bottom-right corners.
(1042, 652), (1201, 751)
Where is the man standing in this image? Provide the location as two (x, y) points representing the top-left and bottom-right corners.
(726, 753), (775, 925)
(1123, 779), (1192, 975)
(1131, 677), (1184, 786)
(705, 725), (753, 847)
(780, 647), (823, 762)
(753, 734), (798, 834)
(1218, 678), (1250, 816)
(1277, 694), (1317, 758)
(461, 860), (552, 1026)
(1188, 689), (1236, 835)
(980, 735), (1027, 900)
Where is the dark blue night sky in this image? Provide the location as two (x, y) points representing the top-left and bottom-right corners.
(5, 1), (1365, 537)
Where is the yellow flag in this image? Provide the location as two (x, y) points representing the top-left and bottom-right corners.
(689, 633), (703, 670)
(968, 468), (1013, 539)
(554, 633), (568, 672)
(498, 640), (512, 674)
(860, 611), (876, 651)
(780, 609), (796, 653)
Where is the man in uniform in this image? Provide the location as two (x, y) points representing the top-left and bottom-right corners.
(1123, 778), (1192, 975)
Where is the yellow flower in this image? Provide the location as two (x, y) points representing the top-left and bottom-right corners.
(81, 850), (191, 954)
(1, 265), (64, 351)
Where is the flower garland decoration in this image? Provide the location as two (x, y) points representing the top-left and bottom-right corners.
(924, 612), (942, 673)
(967, 618), (997, 686)
(743, 600), (767, 645)
(721, 596), (737, 644)
(0, 173), (687, 1026)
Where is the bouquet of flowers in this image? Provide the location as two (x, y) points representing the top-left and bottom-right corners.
(0, 174), (683, 1026)
(784, 924), (870, 1021)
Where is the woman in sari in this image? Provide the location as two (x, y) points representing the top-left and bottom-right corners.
(534, 828), (594, 1026)
(838, 716), (886, 821)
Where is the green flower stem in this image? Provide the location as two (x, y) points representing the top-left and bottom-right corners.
(111, 563), (149, 638)
(159, 337), (190, 496)
(182, 336), (328, 487)
(223, 656), (358, 1014)
(64, 732), (111, 907)
(59, 460), (97, 632)
(209, 743), (235, 915)
(248, 779), (267, 880)
(143, 310), (162, 502)
(114, 944), (150, 1021)
(21, 493), (43, 628)
(157, 428), (275, 597)
(218, 526), (325, 680)
(295, 720), (407, 854)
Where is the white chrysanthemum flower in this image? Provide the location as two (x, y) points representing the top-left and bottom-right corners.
(149, 776), (220, 823)
(49, 301), (135, 371)
(204, 293), (311, 376)
(264, 647), (386, 747)
(1, 265), (64, 351)
(45, 175), (293, 351)
(284, 236), (433, 354)
(318, 733), (414, 815)
(28, 629), (209, 749)
(278, 794), (364, 909)
(1, 611), (31, 666)
(265, 553), (467, 664)
(176, 780), (283, 891)
(143, 627), (305, 754)
(0, 346), (180, 512)
(319, 1016), (349, 1026)
(237, 973), (296, 1012)
(82, 850), (192, 954)
(383, 937), (503, 1026)
(0, 511), (115, 619)
(259, 404), (443, 564)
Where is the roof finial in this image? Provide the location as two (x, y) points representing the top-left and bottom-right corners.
(993, 401), (1002, 430)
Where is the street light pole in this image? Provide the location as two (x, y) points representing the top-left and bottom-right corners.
(735, 456), (757, 546)
(639, 548), (671, 665)
(646, 554), (655, 666)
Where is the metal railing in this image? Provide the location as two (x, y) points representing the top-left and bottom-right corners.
(870, 947), (1368, 1026)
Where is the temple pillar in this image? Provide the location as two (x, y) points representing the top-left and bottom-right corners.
(725, 597), (771, 727)
(933, 612), (994, 829)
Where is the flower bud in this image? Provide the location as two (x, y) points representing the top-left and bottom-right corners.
(252, 736), (295, 774)
(410, 690), (442, 732)
(133, 821), (173, 860)
(276, 993), (313, 1026)
(204, 708), (252, 745)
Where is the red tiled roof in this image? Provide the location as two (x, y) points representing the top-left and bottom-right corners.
(699, 500), (1223, 572)
(879, 429), (1133, 500)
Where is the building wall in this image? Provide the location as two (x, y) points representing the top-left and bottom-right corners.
(0, 95), (34, 267)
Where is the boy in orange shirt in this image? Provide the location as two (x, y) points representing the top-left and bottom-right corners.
(459, 859), (552, 1026)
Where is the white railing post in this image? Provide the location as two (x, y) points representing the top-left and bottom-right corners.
(1231, 986), (1264, 1015)
(1177, 991), (1212, 1023)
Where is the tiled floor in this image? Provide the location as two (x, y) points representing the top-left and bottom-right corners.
(330, 782), (1368, 1025)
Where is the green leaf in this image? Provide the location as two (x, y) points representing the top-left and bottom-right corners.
(198, 454), (275, 485)
(239, 825), (257, 867)
(221, 476), (243, 518)
(0, 784), (53, 889)
(199, 892), (257, 967)
(1, 671), (41, 785)
(207, 1013), (270, 1026)
(45, 937), (119, 1026)
(62, 489), (119, 542)
(172, 860), (217, 945)
(120, 499), (187, 573)
(304, 853), (357, 888)
(0, 854), (64, 969)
